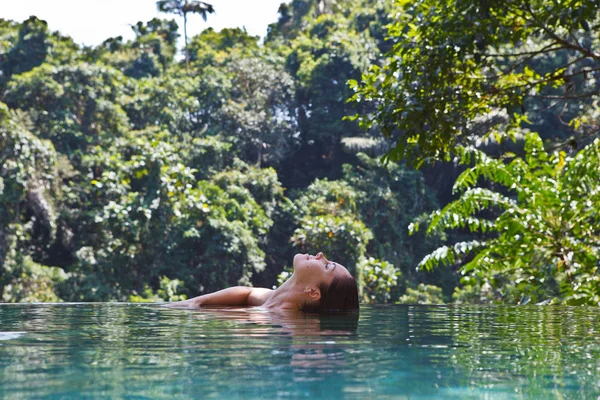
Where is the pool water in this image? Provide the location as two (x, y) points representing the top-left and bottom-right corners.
(0, 304), (599, 399)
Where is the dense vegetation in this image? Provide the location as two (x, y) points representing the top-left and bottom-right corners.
(1, 0), (598, 305)
(354, 0), (600, 305)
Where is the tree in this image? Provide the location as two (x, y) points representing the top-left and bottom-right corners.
(360, 257), (402, 304)
(0, 103), (66, 302)
(188, 27), (259, 65)
(4, 63), (130, 155)
(412, 132), (600, 305)
(218, 53), (296, 167)
(156, 0), (215, 70)
(276, 13), (379, 186)
(350, 0), (600, 166)
(90, 19), (180, 78)
(0, 16), (49, 85)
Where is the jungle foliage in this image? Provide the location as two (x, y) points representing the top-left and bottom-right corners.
(0, 1), (440, 303)
(352, 0), (600, 165)
(353, 0), (600, 305)
(1, 0), (599, 305)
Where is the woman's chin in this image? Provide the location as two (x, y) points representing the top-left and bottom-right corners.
(292, 253), (304, 267)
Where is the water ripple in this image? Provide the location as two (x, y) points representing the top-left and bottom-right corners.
(0, 304), (599, 399)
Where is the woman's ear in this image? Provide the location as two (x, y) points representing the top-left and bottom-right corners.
(303, 286), (321, 301)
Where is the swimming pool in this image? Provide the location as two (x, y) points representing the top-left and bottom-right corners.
(0, 304), (598, 399)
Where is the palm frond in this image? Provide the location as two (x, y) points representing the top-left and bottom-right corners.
(182, 1), (215, 21)
(418, 240), (487, 271)
(156, 0), (184, 16)
(453, 148), (516, 193)
(428, 188), (516, 233)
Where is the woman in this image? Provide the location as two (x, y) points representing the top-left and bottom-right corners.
(167, 252), (359, 312)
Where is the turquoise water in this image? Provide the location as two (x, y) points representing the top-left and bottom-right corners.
(0, 304), (599, 399)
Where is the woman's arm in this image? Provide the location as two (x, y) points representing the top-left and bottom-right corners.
(165, 286), (272, 308)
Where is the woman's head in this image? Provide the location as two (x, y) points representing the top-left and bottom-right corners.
(291, 252), (359, 313)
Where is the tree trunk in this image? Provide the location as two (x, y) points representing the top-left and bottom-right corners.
(330, 130), (343, 180)
(256, 142), (262, 168)
(0, 229), (6, 299)
(184, 13), (189, 71)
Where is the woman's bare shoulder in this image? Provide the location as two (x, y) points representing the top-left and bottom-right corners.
(247, 287), (273, 306)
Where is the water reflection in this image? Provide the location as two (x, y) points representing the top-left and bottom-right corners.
(0, 331), (26, 340)
(176, 307), (359, 386)
(0, 304), (599, 399)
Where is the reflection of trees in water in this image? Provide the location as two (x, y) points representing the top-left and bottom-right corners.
(1, 305), (599, 398)
(0, 304), (360, 399)
(207, 308), (360, 396)
(0, 304), (201, 398)
(401, 305), (600, 398)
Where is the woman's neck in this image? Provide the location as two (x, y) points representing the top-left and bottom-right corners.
(262, 275), (303, 310)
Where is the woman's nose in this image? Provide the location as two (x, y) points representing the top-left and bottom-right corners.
(316, 252), (324, 259)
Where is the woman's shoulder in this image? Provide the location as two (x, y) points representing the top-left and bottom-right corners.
(247, 287), (273, 306)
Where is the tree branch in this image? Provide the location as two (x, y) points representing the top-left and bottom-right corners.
(530, 91), (599, 100)
(483, 43), (562, 58)
(523, 4), (600, 61)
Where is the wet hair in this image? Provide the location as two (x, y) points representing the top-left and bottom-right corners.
(301, 275), (359, 313)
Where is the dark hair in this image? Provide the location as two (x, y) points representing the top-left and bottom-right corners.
(301, 275), (359, 313)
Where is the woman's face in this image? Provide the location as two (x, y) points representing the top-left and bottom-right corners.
(292, 252), (352, 287)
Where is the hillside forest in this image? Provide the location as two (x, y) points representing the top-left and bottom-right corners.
(1, 0), (599, 305)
